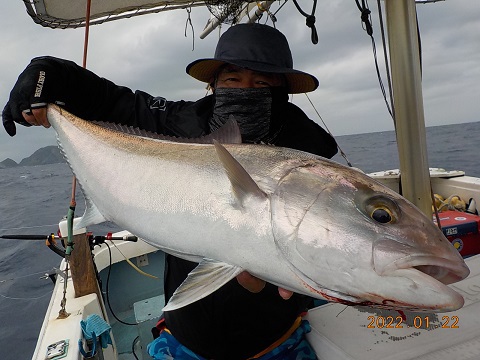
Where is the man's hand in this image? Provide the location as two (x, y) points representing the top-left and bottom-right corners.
(236, 271), (293, 300)
(2, 57), (59, 136)
(21, 108), (50, 128)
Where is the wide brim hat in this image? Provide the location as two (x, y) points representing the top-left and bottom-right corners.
(186, 23), (319, 94)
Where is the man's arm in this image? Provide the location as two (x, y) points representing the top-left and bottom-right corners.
(3, 56), (137, 136)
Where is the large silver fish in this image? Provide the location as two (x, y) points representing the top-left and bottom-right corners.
(46, 105), (469, 312)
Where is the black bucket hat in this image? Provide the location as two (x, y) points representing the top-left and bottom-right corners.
(186, 23), (319, 94)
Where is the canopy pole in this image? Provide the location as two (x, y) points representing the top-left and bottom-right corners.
(384, 0), (432, 216)
(65, 0), (104, 303)
(65, 0), (107, 318)
(82, 0), (92, 68)
(69, 0), (91, 207)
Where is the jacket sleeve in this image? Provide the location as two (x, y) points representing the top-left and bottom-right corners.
(30, 56), (134, 122)
(33, 56), (178, 133)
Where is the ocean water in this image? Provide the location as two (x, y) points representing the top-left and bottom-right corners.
(0, 121), (479, 360)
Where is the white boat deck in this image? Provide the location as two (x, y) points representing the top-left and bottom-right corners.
(306, 254), (480, 360)
(32, 269), (116, 360)
(32, 245), (480, 360)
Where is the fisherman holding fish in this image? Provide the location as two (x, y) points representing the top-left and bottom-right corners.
(3, 24), (339, 359)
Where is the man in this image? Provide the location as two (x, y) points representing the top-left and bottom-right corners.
(3, 23), (337, 359)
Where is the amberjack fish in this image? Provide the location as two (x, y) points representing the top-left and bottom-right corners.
(47, 105), (469, 312)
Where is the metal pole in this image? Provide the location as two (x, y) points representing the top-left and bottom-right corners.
(384, 0), (432, 216)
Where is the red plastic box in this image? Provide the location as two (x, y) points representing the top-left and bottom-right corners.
(433, 210), (480, 257)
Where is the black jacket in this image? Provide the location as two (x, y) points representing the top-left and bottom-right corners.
(34, 56), (338, 359)
(136, 94), (337, 360)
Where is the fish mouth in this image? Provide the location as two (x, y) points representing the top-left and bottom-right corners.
(407, 258), (469, 285)
(373, 239), (470, 285)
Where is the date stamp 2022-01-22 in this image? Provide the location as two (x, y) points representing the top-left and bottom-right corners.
(366, 315), (459, 329)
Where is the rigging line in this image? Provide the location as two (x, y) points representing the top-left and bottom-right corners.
(376, 0), (395, 125)
(303, 93), (353, 168)
(415, 9), (423, 76)
(0, 289), (53, 301)
(68, 0), (93, 202)
(184, 6), (195, 51)
(370, 36), (393, 118)
(0, 223), (59, 231)
(271, 0), (289, 17)
(0, 268), (57, 284)
(356, 0), (394, 119)
(416, 0), (446, 3)
(65, 0), (92, 218)
(56, 0), (93, 318)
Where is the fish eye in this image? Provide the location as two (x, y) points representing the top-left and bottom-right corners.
(370, 207), (393, 224)
(363, 195), (400, 224)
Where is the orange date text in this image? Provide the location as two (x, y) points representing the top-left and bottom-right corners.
(366, 315), (459, 329)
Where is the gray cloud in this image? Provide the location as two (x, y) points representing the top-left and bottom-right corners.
(1, 0), (478, 162)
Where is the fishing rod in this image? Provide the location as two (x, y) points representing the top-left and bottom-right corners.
(0, 233), (138, 242)
(0, 233), (138, 257)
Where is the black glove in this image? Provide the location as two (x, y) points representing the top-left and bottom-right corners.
(2, 57), (64, 136)
(3, 56), (137, 137)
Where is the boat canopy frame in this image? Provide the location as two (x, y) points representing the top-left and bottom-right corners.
(23, 0), (435, 215)
(23, 0), (206, 29)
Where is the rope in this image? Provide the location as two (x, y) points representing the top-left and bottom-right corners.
(303, 93), (353, 168)
(292, 0), (318, 44)
(0, 268), (56, 301)
(109, 241), (159, 279)
(355, 0), (394, 119)
(184, 7), (195, 51)
(355, 0), (373, 36)
(376, 0), (395, 123)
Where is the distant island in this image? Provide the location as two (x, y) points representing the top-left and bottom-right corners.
(0, 146), (65, 168)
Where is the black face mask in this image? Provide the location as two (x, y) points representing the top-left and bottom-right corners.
(209, 87), (289, 143)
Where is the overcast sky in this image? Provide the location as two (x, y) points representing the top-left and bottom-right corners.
(0, 0), (479, 162)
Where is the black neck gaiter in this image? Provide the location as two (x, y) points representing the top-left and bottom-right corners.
(209, 87), (289, 143)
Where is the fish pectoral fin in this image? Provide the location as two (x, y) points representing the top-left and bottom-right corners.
(213, 141), (267, 206)
(162, 259), (243, 312)
(74, 198), (107, 229)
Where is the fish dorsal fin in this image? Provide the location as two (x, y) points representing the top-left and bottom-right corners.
(213, 141), (267, 205)
(162, 259), (243, 312)
(93, 116), (242, 144)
